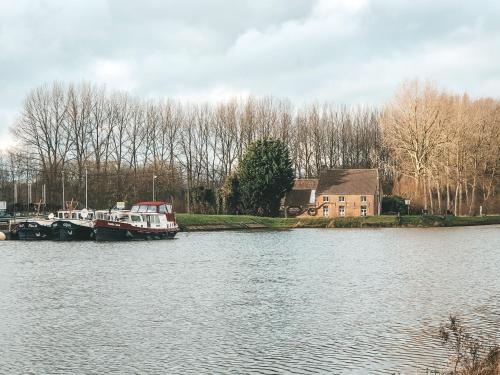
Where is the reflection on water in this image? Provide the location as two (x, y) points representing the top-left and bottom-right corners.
(0, 226), (499, 374)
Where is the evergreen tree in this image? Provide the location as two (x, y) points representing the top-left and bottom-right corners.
(237, 139), (294, 216)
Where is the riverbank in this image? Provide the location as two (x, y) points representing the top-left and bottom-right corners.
(176, 213), (500, 231)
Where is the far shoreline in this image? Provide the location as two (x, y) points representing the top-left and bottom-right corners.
(177, 214), (500, 232)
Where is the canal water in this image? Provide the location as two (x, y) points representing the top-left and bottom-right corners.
(0, 226), (499, 374)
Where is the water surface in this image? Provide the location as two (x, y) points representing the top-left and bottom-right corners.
(0, 226), (499, 374)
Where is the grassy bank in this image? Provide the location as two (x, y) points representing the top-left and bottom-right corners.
(176, 214), (500, 232)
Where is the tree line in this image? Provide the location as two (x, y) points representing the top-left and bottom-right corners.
(0, 80), (498, 215)
(381, 81), (499, 215)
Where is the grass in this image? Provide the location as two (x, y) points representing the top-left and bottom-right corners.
(176, 213), (500, 231)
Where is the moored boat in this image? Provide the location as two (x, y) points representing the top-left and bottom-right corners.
(94, 201), (178, 241)
(51, 209), (94, 241)
(18, 218), (54, 240)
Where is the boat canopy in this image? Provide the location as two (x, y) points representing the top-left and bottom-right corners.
(131, 202), (173, 214)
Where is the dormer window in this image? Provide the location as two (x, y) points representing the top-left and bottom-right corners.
(323, 195), (329, 202)
(338, 196), (345, 202)
(361, 196), (367, 203)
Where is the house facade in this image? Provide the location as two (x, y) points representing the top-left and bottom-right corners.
(284, 169), (382, 217)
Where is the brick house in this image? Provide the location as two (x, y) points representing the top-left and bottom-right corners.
(284, 169), (382, 217)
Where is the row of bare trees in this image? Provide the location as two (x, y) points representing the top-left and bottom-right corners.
(382, 81), (500, 215)
(0, 80), (498, 214)
(0, 82), (382, 212)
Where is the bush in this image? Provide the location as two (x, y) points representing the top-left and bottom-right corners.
(382, 195), (408, 214)
(439, 315), (499, 374)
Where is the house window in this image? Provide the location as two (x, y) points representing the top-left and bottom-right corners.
(323, 205), (329, 217)
(323, 195), (329, 202)
(338, 196), (345, 202)
(361, 196), (367, 203)
(339, 206), (345, 216)
(360, 206), (367, 216)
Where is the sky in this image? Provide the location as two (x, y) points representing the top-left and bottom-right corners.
(1, 0), (500, 149)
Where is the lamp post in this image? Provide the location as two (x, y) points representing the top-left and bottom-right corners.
(85, 167), (88, 209)
(153, 175), (158, 201)
(62, 170), (65, 209)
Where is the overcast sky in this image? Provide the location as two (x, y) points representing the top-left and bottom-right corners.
(1, 0), (500, 149)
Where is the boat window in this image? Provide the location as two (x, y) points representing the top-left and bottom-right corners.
(166, 205), (172, 213)
(131, 215), (142, 222)
(131, 205), (139, 212)
(154, 215), (160, 224)
(159, 205), (167, 214)
(147, 206), (157, 213)
(139, 205), (149, 212)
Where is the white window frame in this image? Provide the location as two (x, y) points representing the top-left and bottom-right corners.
(323, 205), (329, 217)
(323, 195), (329, 202)
(338, 196), (345, 202)
(339, 206), (345, 216)
(360, 206), (367, 216)
(361, 195), (367, 203)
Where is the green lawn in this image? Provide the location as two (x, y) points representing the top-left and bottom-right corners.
(176, 213), (500, 231)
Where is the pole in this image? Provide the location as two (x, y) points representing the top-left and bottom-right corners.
(85, 167), (88, 209)
(26, 157), (29, 216)
(153, 175), (156, 201)
(13, 182), (17, 217)
(62, 170), (65, 209)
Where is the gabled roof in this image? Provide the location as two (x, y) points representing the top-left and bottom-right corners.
(316, 169), (379, 195)
(284, 178), (318, 207)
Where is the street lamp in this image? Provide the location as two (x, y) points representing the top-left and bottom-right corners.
(62, 170), (65, 209)
(153, 175), (158, 201)
(85, 167), (88, 209)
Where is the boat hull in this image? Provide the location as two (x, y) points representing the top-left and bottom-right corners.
(17, 221), (53, 241)
(51, 221), (94, 241)
(94, 220), (178, 241)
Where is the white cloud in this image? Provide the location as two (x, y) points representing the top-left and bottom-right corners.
(89, 59), (137, 92)
(1, 0), (500, 145)
(313, 0), (369, 16)
(0, 110), (17, 151)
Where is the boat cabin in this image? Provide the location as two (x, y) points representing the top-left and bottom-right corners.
(102, 211), (176, 229)
(57, 210), (94, 220)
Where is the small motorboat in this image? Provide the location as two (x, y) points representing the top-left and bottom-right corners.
(94, 201), (178, 241)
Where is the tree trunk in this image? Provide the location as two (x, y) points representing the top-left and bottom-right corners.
(436, 181), (442, 214)
(446, 181), (450, 214)
(458, 182), (463, 216)
(423, 177), (428, 211)
(469, 176), (477, 216)
(428, 178), (434, 214)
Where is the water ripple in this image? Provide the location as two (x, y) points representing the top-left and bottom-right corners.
(0, 226), (499, 374)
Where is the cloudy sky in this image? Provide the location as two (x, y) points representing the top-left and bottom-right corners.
(1, 0), (499, 149)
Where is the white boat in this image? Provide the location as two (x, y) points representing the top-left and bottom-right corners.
(93, 201), (178, 241)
